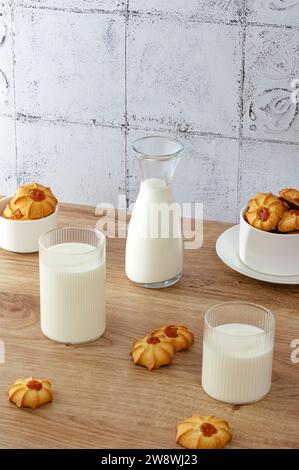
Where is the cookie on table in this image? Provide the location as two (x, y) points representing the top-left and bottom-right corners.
(278, 210), (299, 233)
(8, 377), (53, 409)
(130, 335), (174, 371)
(151, 325), (194, 352)
(279, 188), (299, 210)
(245, 192), (287, 231)
(176, 415), (232, 449)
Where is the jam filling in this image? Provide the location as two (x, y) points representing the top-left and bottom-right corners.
(26, 380), (43, 391)
(29, 188), (46, 202)
(257, 207), (270, 222)
(200, 422), (217, 437)
(147, 336), (160, 345)
(164, 325), (178, 338)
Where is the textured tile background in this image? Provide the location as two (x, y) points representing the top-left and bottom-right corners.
(129, 0), (242, 22)
(0, 0), (299, 222)
(16, 118), (126, 204)
(14, 7), (126, 124)
(127, 17), (242, 136)
(246, 0), (299, 27)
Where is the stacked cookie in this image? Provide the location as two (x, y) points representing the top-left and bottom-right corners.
(245, 188), (299, 233)
(130, 324), (194, 371)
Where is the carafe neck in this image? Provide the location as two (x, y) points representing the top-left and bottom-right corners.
(132, 136), (184, 185)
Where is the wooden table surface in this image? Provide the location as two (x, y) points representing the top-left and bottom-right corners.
(0, 202), (298, 449)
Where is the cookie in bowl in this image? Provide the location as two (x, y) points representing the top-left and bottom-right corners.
(2, 182), (57, 220)
(245, 192), (287, 232)
(0, 182), (58, 253)
(278, 210), (299, 233)
(239, 189), (299, 276)
(279, 188), (299, 210)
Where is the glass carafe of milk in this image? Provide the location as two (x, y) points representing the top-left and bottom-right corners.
(125, 135), (184, 288)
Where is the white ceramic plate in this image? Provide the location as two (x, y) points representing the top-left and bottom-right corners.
(216, 225), (299, 285)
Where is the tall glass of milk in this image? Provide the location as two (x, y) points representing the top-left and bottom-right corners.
(125, 135), (184, 288)
(202, 301), (275, 404)
(39, 226), (106, 344)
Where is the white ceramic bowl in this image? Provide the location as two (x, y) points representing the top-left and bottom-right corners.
(0, 196), (58, 253)
(239, 206), (299, 276)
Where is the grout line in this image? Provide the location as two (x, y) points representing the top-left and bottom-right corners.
(236, 2), (247, 222)
(123, 123), (299, 147)
(128, 10), (241, 27)
(238, 7), (247, 141)
(0, 111), (14, 119)
(10, 2), (18, 185)
(14, 112), (125, 129)
(126, 124), (239, 141)
(242, 135), (299, 147)
(247, 20), (299, 31)
(16, 3), (238, 26)
(124, 0), (129, 208)
(16, 3), (126, 16)
(15, 3), (299, 31)
(4, 111), (299, 147)
(236, 139), (243, 223)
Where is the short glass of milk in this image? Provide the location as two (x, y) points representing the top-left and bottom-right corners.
(39, 226), (106, 344)
(202, 301), (275, 404)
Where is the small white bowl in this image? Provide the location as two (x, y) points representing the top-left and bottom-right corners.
(239, 206), (299, 276)
(0, 196), (58, 253)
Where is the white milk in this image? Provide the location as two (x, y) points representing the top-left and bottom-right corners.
(202, 323), (273, 404)
(40, 242), (106, 344)
(125, 178), (183, 285)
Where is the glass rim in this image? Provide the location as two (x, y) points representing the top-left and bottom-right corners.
(204, 301), (275, 336)
(131, 135), (184, 161)
(39, 226), (106, 255)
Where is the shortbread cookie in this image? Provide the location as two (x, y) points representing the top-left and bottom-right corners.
(279, 188), (299, 210)
(130, 335), (174, 371)
(8, 377), (53, 409)
(245, 192), (286, 231)
(278, 210), (299, 233)
(176, 415), (232, 449)
(151, 325), (194, 352)
(3, 182), (57, 220)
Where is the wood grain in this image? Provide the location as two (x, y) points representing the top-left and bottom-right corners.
(0, 202), (298, 449)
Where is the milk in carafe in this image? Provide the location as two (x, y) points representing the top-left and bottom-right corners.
(125, 136), (184, 288)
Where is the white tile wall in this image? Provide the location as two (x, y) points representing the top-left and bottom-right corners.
(16, 118), (125, 205)
(14, 6), (125, 125)
(243, 25), (299, 143)
(0, 1), (298, 222)
(15, 1), (125, 10)
(239, 139), (299, 212)
(0, 115), (17, 194)
(129, 0), (243, 22)
(246, 0), (299, 27)
(127, 16), (242, 136)
(0, 2), (14, 116)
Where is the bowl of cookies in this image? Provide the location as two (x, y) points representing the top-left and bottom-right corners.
(0, 182), (58, 253)
(239, 188), (299, 276)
